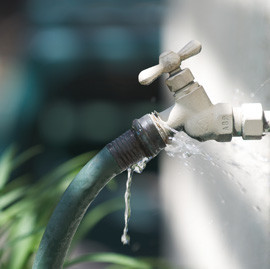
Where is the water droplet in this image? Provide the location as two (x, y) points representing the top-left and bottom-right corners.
(240, 187), (247, 194)
(183, 152), (192, 158)
(133, 157), (149, 173)
(253, 205), (262, 212)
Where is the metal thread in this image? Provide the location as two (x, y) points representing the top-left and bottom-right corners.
(106, 129), (147, 171)
(106, 114), (166, 171)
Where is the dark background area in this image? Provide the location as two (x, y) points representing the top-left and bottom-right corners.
(0, 0), (166, 262)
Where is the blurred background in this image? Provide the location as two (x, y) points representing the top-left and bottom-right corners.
(161, 1), (270, 269)
(0, 0), (166, 268)
(1, 0), (270, 269)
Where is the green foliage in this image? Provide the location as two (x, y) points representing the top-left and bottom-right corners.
(0, 145), (98, 269)
(65, 253), (177, 269)
(0, 145), (175, 269)
(0, 145), (17, 190)
(65, 252), (152, 268)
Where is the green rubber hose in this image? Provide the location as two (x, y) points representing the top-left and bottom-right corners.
(32, 114), (166, 269)
(33, 147), (122, 269)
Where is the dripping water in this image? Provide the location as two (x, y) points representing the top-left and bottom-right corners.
(121, 168), (133, 245)
(121, 157), (149, 245)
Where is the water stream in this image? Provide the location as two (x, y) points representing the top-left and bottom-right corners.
(121, 168), (133, 245)
(121, 157), (149, 245)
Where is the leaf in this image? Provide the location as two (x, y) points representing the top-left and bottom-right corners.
(0, 175), (30, 195)
(12, 145), (43, 170)
(5, 212), (36, 269)
(1, 151), (96, 226)
(27, 151), (96, 196)
(0, 145), (16, 190)
(141, 257), (178, 269)
(107, 258), (180, 269)
(0, 145), (42, 191)
(4, 227), (44, 249)
(0, 186), (27, 210)
(0, 149), (98, 269)
(40, 151), (96, 183)
(64, 253), (152, 269)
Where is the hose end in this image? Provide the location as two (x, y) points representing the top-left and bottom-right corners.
(107, 114), (166, 171)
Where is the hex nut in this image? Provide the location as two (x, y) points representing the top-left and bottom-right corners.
(241, 103), (263, 139)
(166, 68), (194, 92)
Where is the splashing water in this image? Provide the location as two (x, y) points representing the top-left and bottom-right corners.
(121, 157), (149, 245)
(158, 115), (270, 214)
(159, 119), (216, 168)
(249, 77), (270, 99)
(232, 77), (270, 105)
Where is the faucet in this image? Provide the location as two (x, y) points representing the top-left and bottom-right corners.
(33, 40), (270, 269)
(139, 40), (270, 142)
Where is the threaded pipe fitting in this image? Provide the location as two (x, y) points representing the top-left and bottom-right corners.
(107, 114), (166, 171)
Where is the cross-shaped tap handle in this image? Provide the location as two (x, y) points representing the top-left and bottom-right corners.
(138, 40), (202, 85)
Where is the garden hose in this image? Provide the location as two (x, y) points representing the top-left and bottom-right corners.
(33, 114), (166, 269)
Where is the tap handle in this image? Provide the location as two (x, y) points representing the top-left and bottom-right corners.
(177, 40), (202, 61)
(138, 40), (201, 85)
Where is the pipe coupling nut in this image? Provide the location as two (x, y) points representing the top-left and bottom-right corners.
(233, 103), (263, 139)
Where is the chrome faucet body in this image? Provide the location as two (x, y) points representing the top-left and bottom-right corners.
(138, 40), (270, 142)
